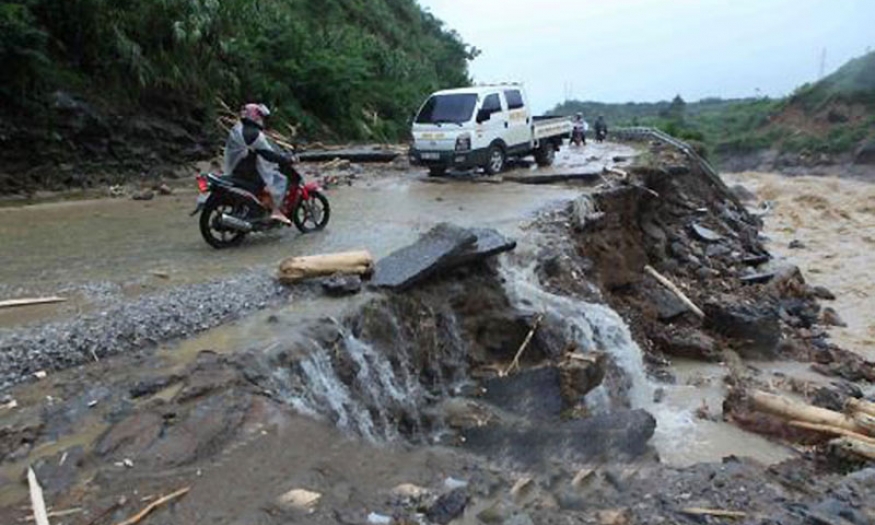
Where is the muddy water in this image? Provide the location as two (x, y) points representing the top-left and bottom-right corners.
(725, 171), (875, 360)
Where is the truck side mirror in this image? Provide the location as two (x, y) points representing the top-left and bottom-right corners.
(476, 109), (491, 123)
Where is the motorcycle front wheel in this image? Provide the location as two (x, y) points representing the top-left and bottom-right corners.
(292, 191), (330, 233)
(199, 195), (248, 249)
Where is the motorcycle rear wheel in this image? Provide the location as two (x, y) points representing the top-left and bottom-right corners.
(292, 191), (330, 233)
(200, 195), (248, 249)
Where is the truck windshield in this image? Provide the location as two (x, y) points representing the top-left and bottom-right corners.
(415, 94), (477, 124)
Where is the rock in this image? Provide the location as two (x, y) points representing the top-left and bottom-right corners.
(612, 156), (630, 163)
(645, 285), (689, 321)
(597, 509), (632, 525)
(740, 272), (777, 285)
(572, 195), (602, 231)
(822, 307), (847, 327)
(691, 223), (722, 243)
(31, 446), (85, 495)
(741, 254), (771, 266)
(426, 488), (469, 525)
(371, 224), (477, 290)
(854, 140), (875, 165)
(461, 410), (656, 466)
(559, 353), (607, 406)
(705, 244), (731, 258)
(131, 189), (155, 201)
(274, 488), (321, 514)
(483, 367), (563, 421)
(129, 376), (175, 399)
(810, 285), (836, 301)
(704, 300), (781, 358)
(321, 275), (362, 297)
(654, 327), (718, 360)
(730, 184), (757, 203)
(789, 239), (806, 249)
(156, 183), (173, 195)
(446, 228), (517, 267)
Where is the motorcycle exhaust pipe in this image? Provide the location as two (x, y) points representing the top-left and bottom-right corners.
(217, 214), (253, 233)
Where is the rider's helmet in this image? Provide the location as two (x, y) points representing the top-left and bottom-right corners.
(241, 103), (271, 128)
(575, 112), (583, 119)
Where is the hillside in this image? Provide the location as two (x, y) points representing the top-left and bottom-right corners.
(552, 51), (875, 167)
(0, 0), (475, 194)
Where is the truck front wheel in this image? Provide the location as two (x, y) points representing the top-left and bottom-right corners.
(428, 166), (447, 177)
(535, 142), (556, 167)
(484, 145), (506, 175)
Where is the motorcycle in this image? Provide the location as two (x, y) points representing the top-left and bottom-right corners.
(595, 128), (607, 143)
(191, 163), (330, 249)
(571, 126), (586, 147)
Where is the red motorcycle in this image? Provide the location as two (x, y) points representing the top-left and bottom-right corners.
(191, 164), (330, 249)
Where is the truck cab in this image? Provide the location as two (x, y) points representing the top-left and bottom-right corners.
(409, 84), (570, 177)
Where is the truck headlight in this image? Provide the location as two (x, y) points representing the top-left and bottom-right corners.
(455, 134), (471, 152)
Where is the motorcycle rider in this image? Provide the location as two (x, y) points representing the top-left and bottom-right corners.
(594, 115), (608, 142)
(223, 103), (293, 225)
(572, 112), (588, 145)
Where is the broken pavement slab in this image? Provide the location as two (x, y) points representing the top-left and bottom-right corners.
(371, 223), (516, 291)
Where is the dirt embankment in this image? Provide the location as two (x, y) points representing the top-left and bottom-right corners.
(0, 92), (215, 196)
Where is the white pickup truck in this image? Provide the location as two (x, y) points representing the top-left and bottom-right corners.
(409, 84), (572, 176)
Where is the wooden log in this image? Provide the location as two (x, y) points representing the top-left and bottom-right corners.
(644, 265), (704, 318)
(0, 297), (66, 309)
(503, 314), (544, 376)
(750, 390), (869, 435)
(846, 398), (875, 418)
(278, 251), (374, 284)
(830, 437), (875, 461)
(787, 421), (875, 445)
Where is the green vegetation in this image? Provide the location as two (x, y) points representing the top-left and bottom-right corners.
(551, 51), (875, 160)
(0, 0), (477, 140)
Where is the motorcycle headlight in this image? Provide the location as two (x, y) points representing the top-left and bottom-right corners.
(455, 134), (471, 152)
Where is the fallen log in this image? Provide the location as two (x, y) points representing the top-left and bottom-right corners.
(830, 437), (875, 461)
(503, 314), (544, 376)
(787, 421), (875, 445)
(750, 390), (869, 435)
(0, 297), (66, 309)
(846, 398), (875, 418)
(278, 251), (374, 284)
(644, 265), (704, 318)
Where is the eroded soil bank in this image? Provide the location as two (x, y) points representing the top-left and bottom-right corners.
(2, 142), (875, 524)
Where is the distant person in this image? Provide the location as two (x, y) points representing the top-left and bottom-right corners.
(594, 115), (608, 143)
(223, 103), (294, 225)
(572, 113), (589, 146)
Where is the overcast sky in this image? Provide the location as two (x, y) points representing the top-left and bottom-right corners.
(418, 0), (875, 112)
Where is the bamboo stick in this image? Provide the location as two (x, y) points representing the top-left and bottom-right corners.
(644, 265), (704, 318)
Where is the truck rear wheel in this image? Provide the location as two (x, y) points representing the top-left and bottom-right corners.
(535, 142), (556, 167)
(484, 145), (506, 175)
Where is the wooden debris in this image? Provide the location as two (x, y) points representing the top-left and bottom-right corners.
(681, 507), (746, 519)
(644, 265), (704, 318)
(27, 468), (49, 525)
(847, 398), (875, 418)
(830, 437), (875, 461)
(20, 508), (83, 523)
(278, 251), (374, 284)
(503, 314), (544, 376)
(0, 297), (66, 309)
(750, 390), (868, 435)
(113, 487), (190, 525)
(787, 421), (875, 445)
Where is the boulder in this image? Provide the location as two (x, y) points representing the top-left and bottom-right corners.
(730, 184), (757, 203)
(426, 488), (469, 525)
(559, 353), (607, 406)
(131, 189), (155, 201)
(822, 307), (847, 327)
(704, 300), (781, 358)
(810, 285), (836, 301)
(654, 327), (719, 360)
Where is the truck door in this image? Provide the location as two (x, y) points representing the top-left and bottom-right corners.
(503, 89), (530, 150)
(476, 92), (505, 152)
